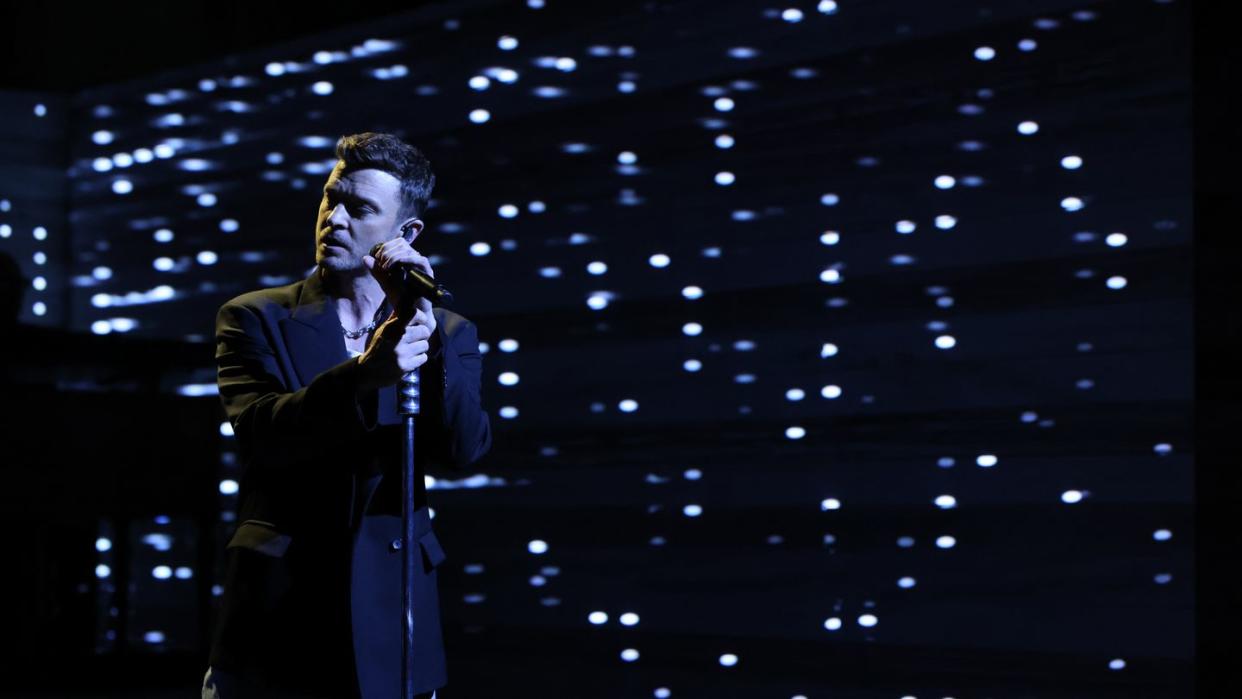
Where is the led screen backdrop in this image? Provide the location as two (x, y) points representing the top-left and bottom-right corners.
(0, 0), (1193, 695)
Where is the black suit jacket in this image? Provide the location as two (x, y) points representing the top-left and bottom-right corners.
(208, 267), (491, 697)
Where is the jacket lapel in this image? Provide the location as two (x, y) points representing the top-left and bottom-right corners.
(278, 268), (351, 390)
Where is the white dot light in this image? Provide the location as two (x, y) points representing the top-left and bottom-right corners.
(977, 454), (998, 468)
(785, 426), (806, 440)
(528, 539), (548, 554)
(649, 253), (670, 268)
(974, 46), (996, 61)
(719, 654), (738, 667)
(588, 611), (608, 625)
(714, 97), (734, 112)
(682, 322), (702, 336)
(499, 372), (519, 386)
(469, 109), (491, 124)
(715, 171), (735, 185)
(1061, 155), (1083, 170)
(1017, 121), (1039, 135)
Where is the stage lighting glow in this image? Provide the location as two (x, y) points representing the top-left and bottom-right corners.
(499, 372), (519, 386)
(469, 75), (490, 91)
(96, 564), (111, 578)
(714, 171), (735, 186)
(154, 143), (175, 158)
(621, 649), (639, 662)
(470, 109), (491, 124)
(682, 286), (702, 299)
(153, 566), (172, 580)
(936, 536), (956, 549)
(683, 359), (702, 372)
(896, 220), (916, 234)
(93, 157), (113, 172)
(312, 81), (334, 95)
(819, 268), (840, 283)
(683, 504), (702, 517)
(977, 454), (998, 468)
(935, 175), (956, 189)
(1018, 120), (1039, 135)
(196, 193), (217, 207)
(786, 388), (805, 401)
(586, 261), (608, 275)
(33, 252), (46, 265)
(823, 617), (842, 631)
(682, 322), (702, 336)
(498, 35), (518, 50)
(818, 1), (838, 13)
(1061, 197), (1084, 211)
(858, 614), (878, 627)
(1061, 155), (1083, 169)
(498, 406), (518, 419)
(112, 179), (133, 194)
(714, 97), (734, 112)
(649, 254), (670, 268)
(935, 335), (956, 349)
(1106, 276), (1127, 290)
(935, 495), (957, 509)
(1154, 443), (1173, 455)
(539, 266), (561, 278)
(1153, 529), (1172, 541)
(974, 46), (996, 61)
(528, 539), (548, 554)
(469, 242), (491, 257)
(92, 130), (114, 145)
(619, 399), (638, 413)
(719, 654), (738, 667)
(175, 567), (193, 580)
(935, 215), (957, 229)
(820, 343), (838, 357)
(1105, 232), (1128, 247)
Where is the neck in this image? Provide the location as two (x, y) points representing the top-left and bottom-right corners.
(319, 266), (385, 331)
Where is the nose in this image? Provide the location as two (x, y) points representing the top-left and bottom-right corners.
(326, 202), (350, 228)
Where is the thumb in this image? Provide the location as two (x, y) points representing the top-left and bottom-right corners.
(362, 254), (376, 270)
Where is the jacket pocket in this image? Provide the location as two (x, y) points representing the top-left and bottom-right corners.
(226, 519), (293, 557)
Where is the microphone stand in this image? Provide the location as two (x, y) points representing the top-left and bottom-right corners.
(391, 266), (454, 699)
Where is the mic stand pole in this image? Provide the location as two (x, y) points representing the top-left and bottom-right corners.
(397, 292), (422, 699)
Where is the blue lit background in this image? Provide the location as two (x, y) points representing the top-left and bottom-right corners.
(0, 0), (1192, 696)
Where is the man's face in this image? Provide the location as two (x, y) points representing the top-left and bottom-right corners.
(314, 163), (418, 274)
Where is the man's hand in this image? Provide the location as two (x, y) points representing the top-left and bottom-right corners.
(357, 237), (439, 391)
(362, 237), (438, 338)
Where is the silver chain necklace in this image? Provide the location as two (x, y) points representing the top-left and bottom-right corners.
(342, 318), (379, 339)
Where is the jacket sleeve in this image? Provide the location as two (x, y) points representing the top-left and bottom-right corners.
(424, 318), (492, 469)
(215, 300), (374, 471)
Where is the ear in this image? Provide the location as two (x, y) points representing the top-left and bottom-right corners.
(400, 218), (425, 242)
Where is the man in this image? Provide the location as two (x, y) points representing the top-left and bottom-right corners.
(202, 132), (492, 698)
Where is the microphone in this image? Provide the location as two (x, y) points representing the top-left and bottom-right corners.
(369, 240), (455, 306)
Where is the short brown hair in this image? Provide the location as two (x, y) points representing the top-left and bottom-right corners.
(334, 132), (435, 220)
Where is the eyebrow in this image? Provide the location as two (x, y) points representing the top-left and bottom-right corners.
(323, 185), (382, 211)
